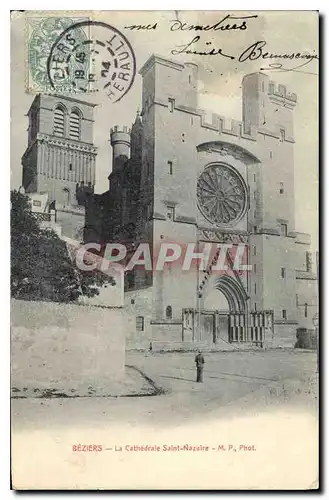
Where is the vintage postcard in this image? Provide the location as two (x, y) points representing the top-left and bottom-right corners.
(10, 10), (319, 490)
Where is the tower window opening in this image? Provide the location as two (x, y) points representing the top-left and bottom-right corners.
(280, 223), (288, 236)
(280, 128), (285, 142)
(168, 161), (173, 175)
(280, 182), (284, 194)
(282, 309), (287, 320)
(136, 316), (144, 331)
(168, 98), (174, 112)
(54, 106), (65, 137)
(70, 110), (81, 140)
(253, 245), (256, 256)
(304, 303), (308, 318)
(166, 305), (172, 319)
(281, 267), (286, 278)
(189, 75), (191, 84)
(306, 251), (312, 272)
(69, 163), (72, 171)
(253, 173), (256, 183)
(166, 206), (175, 221)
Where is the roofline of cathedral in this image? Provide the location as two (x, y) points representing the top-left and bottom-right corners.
(138, 55), (297, 105)
(139, 54), (185, 77)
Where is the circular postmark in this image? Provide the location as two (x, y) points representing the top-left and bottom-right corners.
(28, 17), (88, 92)
(47, 21), (136, 102)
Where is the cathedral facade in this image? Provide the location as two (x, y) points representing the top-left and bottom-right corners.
(22, 54), (318, 350)
(86, 55), (318, 350)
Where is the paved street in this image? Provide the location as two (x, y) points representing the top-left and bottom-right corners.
(12, 350), (318, 430)
(11, 350), (318, 490)
(126, 349), (318, 420)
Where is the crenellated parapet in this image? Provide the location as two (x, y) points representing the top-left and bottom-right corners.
(268, 81), (297, 105)
(199, 113), (258, 140)
(151, 96), (295, 143)
(110, 125), (131, 135)
(139, 55), (298, 144)
(76, 180), (94, 206)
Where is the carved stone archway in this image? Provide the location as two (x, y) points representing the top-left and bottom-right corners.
(201, 274), (248, 313)
(198, 275), (249, 344)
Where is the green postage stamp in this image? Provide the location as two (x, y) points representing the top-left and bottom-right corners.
(26, 15), (90, 93)
(25, 15), (136, 100)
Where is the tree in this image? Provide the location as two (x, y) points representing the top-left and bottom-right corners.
(11, 190), (115, 302)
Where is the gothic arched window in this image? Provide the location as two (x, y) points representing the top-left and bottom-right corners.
(53, 106), (65, 137)
(70, 109), (81, 140)
(166, 306), (172, 320)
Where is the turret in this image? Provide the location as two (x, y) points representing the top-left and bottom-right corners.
(76, 180), (94, 206)
(242, 72), (297, 139)
(110, 125), (131, 168)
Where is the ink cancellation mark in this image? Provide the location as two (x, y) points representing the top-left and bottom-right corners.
(26, 16), (89, 94)
(47, 21), (136, 102)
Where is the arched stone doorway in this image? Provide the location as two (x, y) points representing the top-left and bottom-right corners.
(204, 288), (229, 312)
(199, 275), (248, 344)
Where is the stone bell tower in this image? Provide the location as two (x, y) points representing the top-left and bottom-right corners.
(22, 93), (97, 239)
(22, 93), (97, 207)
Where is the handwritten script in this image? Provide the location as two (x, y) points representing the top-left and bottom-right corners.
(169, 14), (258, 32)
(124, 15), (319, 74)
(171, 36), (234, 59)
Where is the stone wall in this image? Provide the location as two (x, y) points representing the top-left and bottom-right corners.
(11, 299), (126, 392)
(270, 323), (298, 348)
(151, 322), (183, 346)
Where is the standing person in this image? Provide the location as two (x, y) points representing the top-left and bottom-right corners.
(195, 350), (205, 383)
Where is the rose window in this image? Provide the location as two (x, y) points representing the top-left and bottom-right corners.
(197, 164), (247, 226)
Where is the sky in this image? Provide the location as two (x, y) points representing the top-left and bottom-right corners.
(11, 10), (319, 248)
